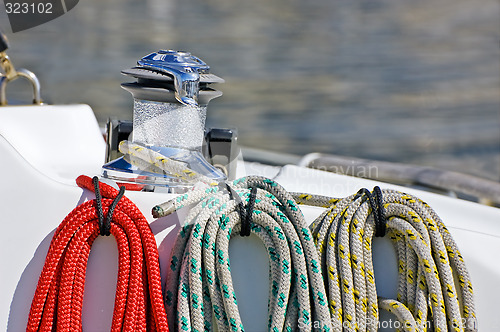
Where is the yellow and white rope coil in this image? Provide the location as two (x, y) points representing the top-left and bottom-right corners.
(293, 189), (476, 332)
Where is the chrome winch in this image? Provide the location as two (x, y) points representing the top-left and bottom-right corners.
(102, 50), (234, 192)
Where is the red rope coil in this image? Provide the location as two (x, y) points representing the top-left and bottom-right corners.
(27, 175), (169, 331)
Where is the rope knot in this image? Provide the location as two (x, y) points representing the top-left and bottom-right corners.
(218, 182), (257, 237)
(357, 186), (386, 237)
(92, 176), (126, 236)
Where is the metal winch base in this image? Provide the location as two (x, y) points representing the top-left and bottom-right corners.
(102, 145), (226, 193)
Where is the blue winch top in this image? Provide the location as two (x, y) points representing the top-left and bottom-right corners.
(121, 50), (223, 106)
(138, 50), (210, 77)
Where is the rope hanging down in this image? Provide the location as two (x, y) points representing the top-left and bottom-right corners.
(27, 175), (169, 332)
(293, 188), (477, 332)
(154, 176), (333, 331)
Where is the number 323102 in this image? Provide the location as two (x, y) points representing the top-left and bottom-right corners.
(5, 2), (53, 14)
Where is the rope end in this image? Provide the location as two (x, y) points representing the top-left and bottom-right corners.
(152, 206), (163, 218)
(152, 201), (176, 218)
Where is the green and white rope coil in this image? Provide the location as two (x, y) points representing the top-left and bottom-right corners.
(155, 176), (332, 331)
(293, 189), (476, 332)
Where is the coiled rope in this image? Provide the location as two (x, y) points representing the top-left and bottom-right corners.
(27, 175), (169, 332)
(156, 176), (476, 331)
(154, 176), (332, 331)
(293, 188), (476, 331)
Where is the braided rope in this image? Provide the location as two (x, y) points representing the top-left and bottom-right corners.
(157, 177), (476, 331)
(27, 175), (169, 331)
(157, 176), (332, 331)
(118, 140), (218, 185)
(294, 189), (477, 332)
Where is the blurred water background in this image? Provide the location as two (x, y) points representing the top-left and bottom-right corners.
(1, 0), (499, 180)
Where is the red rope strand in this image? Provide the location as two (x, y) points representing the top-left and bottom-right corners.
(27, 175), (169, 331)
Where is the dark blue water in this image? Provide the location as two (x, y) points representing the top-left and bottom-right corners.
(1, 0), (499, 180)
